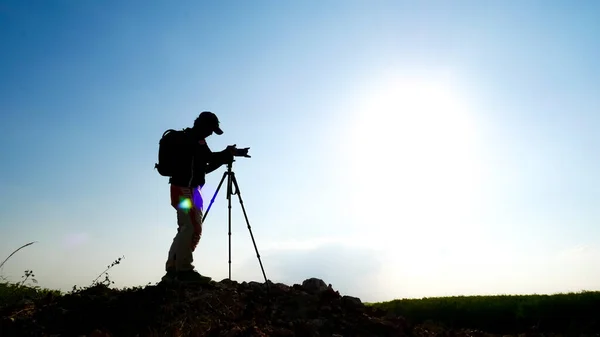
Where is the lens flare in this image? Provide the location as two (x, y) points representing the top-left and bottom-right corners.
(178, 198), (192, 211)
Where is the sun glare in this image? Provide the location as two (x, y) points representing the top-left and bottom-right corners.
(336, 70), (490, 297)
(343, 70), (485, 251)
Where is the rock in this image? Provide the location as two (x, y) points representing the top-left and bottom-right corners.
(275, 282), (289, 289)
(301, 278), (329, 295)
(270, 283), (291, 296)
(249, 281), (263, 289)
(219, 279), (239, 288)
(341, 295), (362, 307)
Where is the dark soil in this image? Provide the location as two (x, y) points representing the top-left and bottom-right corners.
(0, 278), (568, 337)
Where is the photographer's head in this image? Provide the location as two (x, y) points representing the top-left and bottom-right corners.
(193, 111), (223, 139)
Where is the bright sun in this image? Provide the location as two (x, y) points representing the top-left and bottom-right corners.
(342, 70), (485, 248)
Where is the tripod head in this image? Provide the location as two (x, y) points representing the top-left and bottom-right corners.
(226, 145), (250, 172)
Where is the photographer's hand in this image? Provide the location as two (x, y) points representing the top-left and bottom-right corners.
(226, 144), (237, 155)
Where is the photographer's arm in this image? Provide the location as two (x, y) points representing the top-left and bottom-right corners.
(205, 149), (234, 173)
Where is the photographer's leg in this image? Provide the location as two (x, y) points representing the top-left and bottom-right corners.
(167, 185), (195, 272)
(162, 186), (184, 284)
(163, 229), (178, 277)
(166, 186), (211, 284)
(161, 185), (194, 285)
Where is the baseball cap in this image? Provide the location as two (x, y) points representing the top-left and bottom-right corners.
(196, 111), (223, 135)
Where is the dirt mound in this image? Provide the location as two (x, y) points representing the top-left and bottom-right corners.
(1, 277), (408, 337)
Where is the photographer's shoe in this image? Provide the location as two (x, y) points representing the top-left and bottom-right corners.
(176, 270), (212, 284)
(159, 269), (177, 285)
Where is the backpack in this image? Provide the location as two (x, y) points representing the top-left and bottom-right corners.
(154, 128), (190, 177)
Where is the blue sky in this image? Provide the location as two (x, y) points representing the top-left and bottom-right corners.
(1, 0), (599, 302)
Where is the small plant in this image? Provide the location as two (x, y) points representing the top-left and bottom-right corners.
(0, 241), (38, 283)
(91, 255), (125, 287)
(0, 241), (39, 288)
(19, 269), (38, 287)
(0, 241), (37, 272)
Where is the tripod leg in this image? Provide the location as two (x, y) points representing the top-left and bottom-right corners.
(202, 170), (229, 223)
(230, 173), (269, 289)
(227, 167), (233, 280)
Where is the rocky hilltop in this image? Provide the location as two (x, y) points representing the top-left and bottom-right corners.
(2, 277), (565, 336)
(1, 277), (409, 337)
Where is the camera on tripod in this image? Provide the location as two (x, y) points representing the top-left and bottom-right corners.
(227, 144), (251, 158)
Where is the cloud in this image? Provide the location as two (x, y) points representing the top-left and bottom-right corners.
(234, 240), (387, 300)
(556, 244), (596, 262)
(259, 236), (373, 252)
(62, 232), (90, 250)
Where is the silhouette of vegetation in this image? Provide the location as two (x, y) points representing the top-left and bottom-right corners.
(0, 243), (126, 311)
(0, 242), (62, 312)
(367, 292), (600, 335)
(0, 241), (37, 273)
(91, 255), (125, 287)
(0, 270), (61, 312)
(1, 241), (599, 336)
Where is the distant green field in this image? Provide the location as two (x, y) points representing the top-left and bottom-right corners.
(367, 291), (600, 334)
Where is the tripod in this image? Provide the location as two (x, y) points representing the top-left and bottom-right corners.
(202, 160), (269, 286)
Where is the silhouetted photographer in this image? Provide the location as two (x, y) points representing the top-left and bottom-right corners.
(154, 111), (251, 284)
